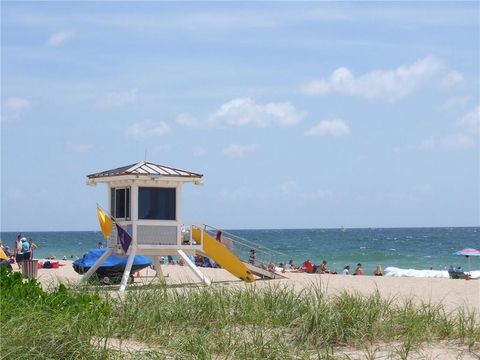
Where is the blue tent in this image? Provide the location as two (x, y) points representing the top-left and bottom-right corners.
(73, 248), (152, 281)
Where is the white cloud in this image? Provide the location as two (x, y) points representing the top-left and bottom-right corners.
(176, 97), (306, 128)
(66, 142), (94, 153)
(223, 144), (257, 158)
(100, 88), (138, 107)
(1, 97), (31, 122)
(47, 31), (74, 47)
(306, 119), (350, 137)
(440, 71), (464, 89)
(301, 56), (444, 101)
(458, 106), (480, 137)
(211, 98), (304, 127)
(398, 106), (480, 151)
(126, 120), (170, 139)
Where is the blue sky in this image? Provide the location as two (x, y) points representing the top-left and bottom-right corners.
(1, 2), (479, 231)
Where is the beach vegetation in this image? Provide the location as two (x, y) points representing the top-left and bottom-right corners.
(0, 267), (110, 359)
(1, 270), (478, 359)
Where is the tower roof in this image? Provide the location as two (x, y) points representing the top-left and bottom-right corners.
(87, 161), (203, 181)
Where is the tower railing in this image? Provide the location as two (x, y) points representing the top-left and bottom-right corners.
(202, 224), (289, 269)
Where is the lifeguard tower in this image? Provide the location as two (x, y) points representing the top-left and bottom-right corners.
(79, 161), (284, 291)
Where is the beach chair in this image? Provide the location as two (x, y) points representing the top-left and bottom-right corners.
(448, 269), (466, 279)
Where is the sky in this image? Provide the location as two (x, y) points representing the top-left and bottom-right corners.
(1, 1), (479, 231)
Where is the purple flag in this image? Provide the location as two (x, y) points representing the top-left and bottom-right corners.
(116, 224), (132, 253)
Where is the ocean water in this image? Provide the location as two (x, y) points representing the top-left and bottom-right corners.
(1, 227), (478, 275)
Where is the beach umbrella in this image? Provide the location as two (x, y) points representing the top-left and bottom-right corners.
(454, 248), (480, 271)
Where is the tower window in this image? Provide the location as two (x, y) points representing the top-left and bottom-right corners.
(110, 187), (131, 220)
(138, 187), (176, 220)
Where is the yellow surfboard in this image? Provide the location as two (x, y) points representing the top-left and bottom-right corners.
(192, 228), (255, 282)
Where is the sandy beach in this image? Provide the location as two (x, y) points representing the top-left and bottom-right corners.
(31, 261), (480, 313)
(5, 261), (477, 359)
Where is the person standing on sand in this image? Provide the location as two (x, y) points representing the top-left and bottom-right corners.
(353, 263), (364, 275)
(28, 238), (37, 260)
(21, 237), (31, 263)
(14, 235), (23, 265)
(248, 249), (256, 265)
(342, 265), (350, 275)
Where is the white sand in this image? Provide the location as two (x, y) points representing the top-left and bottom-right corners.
(30, 261), (480, 312)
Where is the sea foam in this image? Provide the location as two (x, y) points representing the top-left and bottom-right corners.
(385, 267), (480, 279)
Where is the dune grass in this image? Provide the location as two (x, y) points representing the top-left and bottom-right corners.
(1, 267), (478, 359)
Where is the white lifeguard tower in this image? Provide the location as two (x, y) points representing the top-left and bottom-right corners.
(79, 160), (274, 291)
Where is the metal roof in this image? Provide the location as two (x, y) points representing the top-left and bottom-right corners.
(87, 161), (203, 179)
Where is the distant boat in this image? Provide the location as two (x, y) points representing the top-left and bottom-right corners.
(341, 226), (346, 232)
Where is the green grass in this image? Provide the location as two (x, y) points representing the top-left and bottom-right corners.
(0, 268), (478, 359)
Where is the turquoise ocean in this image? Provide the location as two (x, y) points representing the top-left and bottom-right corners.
(1, 227), (478, 274)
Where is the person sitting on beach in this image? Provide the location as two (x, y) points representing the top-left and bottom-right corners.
(3, 246), (14, 264)
(203, 257), (213, 268)
(317, 260), (334, 274)
(303, 259), (313, 273)
(342, 265), (350, 275)
(373, 265), (383, 276)
(0, 245), (12, 270)
(275, 263), (285, 273)
(3, 246), (12, 258)
(194, 255), (203, 267)
(353, 263), (364, 275)
(285, 259), (295, 270)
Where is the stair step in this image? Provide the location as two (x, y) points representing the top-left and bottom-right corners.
(243, 262), (286, 280)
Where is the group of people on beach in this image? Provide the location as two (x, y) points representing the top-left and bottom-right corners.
(301, 260), (384, 276)
(341, 264), (383, 276)
(0, 234), (38, 270)
(254, 258), (384, 276)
